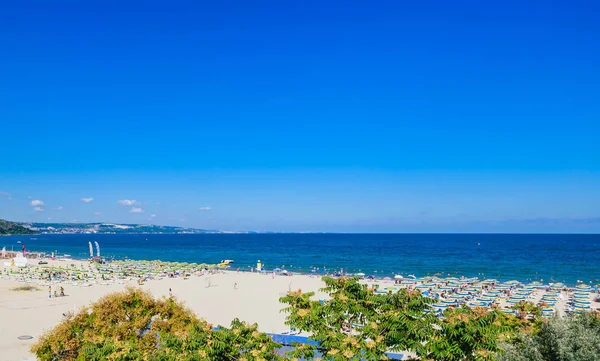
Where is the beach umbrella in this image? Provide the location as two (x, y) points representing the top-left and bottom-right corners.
(394, 275), (403, 279)
(574, 299), (591, 305)
(355, 272), (366, 277)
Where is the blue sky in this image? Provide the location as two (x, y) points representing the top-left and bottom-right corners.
(0, 1), (599, 232)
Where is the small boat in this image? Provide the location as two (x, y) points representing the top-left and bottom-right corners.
(217, 260), (234, 267)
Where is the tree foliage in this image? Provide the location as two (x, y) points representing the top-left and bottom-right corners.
(425, 306), (517, 361)
(499, 311), (600, 361)
(280, 276), (436, 360)
(32, 278), (596, 361)
(280, 277), (532, 361)
(31, 287), (283, 361)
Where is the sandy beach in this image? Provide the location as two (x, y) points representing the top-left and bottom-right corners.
(0, 259), (329, 361)
(2, 258), (599, 361)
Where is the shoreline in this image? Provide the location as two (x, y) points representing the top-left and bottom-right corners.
(4, 233), (600, 287)
(4, 250), (599, 289)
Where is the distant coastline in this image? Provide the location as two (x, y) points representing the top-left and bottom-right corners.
(20, 222), (248, 235)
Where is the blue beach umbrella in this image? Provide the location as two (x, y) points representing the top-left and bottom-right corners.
(574, 299), (591, 305)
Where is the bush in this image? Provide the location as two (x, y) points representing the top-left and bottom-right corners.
(499, 312), (600, 361)
(31, 287), (283, 361)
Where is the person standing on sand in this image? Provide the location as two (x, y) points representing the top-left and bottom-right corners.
(169, 288), (172, 297)
(234, 282), (238, 290)
(48, 285), (52, 298)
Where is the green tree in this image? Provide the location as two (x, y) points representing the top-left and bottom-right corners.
(425, 306), (517, 361)
(280, 276), (437, 360)
(280, 277), (532, 361)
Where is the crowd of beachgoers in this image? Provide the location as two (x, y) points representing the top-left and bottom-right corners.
(3, 257), (599, 317)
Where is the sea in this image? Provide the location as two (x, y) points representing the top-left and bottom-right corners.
(2, 233), (600, 286)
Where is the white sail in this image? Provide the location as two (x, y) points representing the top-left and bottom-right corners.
(88, 242), (93, 258)
(95, 241), (100, 257)
(1, 246), (5, 258)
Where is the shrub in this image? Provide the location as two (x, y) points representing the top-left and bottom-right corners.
(499, 311), (600, 361)
(31, 287), (283, 361)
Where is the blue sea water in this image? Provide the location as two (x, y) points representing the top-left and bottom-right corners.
(2, 233), (600, 286)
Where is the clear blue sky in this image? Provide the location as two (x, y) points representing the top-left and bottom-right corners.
(1, 1), (599, 232)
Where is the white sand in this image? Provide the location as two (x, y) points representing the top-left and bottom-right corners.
(0, 260), (328, 361)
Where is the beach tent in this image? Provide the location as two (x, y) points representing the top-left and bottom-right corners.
(13, 255), (29, 267)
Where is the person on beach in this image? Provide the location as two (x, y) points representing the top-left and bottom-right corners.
(60, 286), (64, 297)
(48, 285), (52, 298)
(169, 288), (172, 297)
(234, 282), (238, 290)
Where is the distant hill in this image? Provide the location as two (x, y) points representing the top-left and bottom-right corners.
(0, 219), (36, 235)
(23, 222), (225, 235)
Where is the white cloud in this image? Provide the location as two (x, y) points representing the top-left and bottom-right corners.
(30, 200), (44, 206)
(34, 207), (44, 212)
(198, 206), (212, 211)
(130, 207), (143, 213)
(54, 206), (63, 211)
(94, 211), (101, 215)
(80, 197), (94, 203)
(149, 214), (157, 218)
(0, 192), (11, 200)
(117, 199), (138, 206)
(47, 217), (52, 221)
(180, 218), (186, 222)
